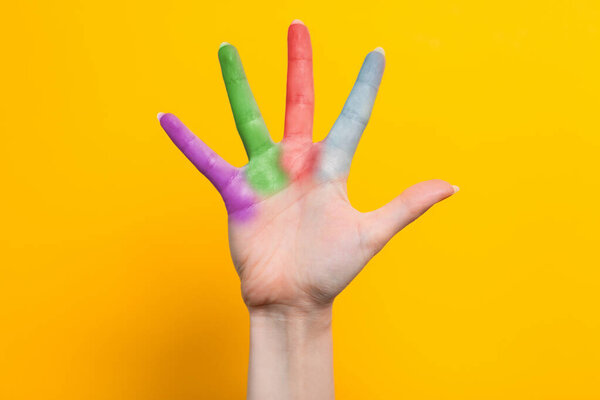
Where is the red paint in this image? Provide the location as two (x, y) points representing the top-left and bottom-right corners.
(283, 21), (314, 142)
(281, 141), (322, 181)
(282, 21), (316, 181)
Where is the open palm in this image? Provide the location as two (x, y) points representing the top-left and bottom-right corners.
(158, 21), (457, 310)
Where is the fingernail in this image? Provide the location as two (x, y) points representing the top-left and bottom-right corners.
(452, 185), (460, 193)
(291, 19), (305, 25)
(157, 112), (165, 121)
(374, 47), (385, 55)
(219, 42), (230, 49)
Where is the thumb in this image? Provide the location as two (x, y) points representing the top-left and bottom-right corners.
(362, 179), (459, 252)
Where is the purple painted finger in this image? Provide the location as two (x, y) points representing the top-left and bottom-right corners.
(159, 113), (256, 221)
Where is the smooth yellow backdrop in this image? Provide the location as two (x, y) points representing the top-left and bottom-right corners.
(2, 1), (599, 399)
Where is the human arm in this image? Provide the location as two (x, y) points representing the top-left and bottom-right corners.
(158, 20), (458, 399)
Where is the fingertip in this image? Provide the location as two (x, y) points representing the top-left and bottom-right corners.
(373, 47), (385, 56)
(157, 113), (181, 131)
(288, 18), (310, 38)
(362, 47), (386, 78)
(452, 185), (460, 194)
(218, 42), (237, 62)
(287, 18), (312, 52)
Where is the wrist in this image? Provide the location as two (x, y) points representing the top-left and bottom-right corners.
(247, 304), (334, 400)
(248, 303), (333, 333)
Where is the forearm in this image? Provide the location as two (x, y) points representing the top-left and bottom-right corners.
(247, 304), (334, 400)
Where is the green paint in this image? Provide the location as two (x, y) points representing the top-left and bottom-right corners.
(244, 144), (288, 195)
(218, 44), (288, 195)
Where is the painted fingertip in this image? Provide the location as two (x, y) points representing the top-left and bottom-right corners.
(373, 47), (385, 56)
(291, 19), (305, 25)
(219, 42), (231, 49)
(452, 185), (460, 193)
(157, 112), (165, 121)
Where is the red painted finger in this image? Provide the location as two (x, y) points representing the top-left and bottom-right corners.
(283, 20), (314, 142)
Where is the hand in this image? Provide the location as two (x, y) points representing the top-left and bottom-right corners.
(159, 20), (458, 399)
(158, 21), (457, 311)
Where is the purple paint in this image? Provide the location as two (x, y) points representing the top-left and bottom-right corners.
(159, 113), (257, 221)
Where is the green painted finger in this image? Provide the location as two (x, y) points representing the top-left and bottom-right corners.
(218, 43), (273, 159)
(218, 42), (287, 195)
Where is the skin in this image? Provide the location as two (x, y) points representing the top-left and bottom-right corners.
(218, 44), (288, 195)
(159, 20), (458, 400)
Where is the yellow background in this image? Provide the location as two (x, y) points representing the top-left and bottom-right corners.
(2, 0), (599, 399)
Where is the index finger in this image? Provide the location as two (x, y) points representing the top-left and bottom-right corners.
(318, 48), (386, 180)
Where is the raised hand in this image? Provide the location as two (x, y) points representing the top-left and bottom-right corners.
(159, 20), (458, 399)
(158, 20), (458, 311)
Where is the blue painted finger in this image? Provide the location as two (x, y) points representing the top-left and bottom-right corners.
(318, 48), (385, 180)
